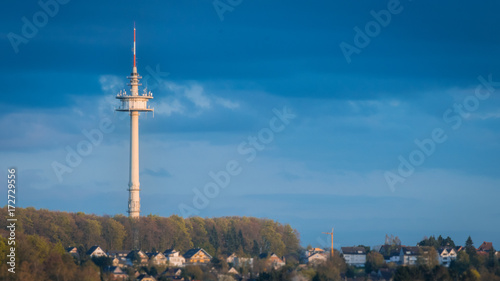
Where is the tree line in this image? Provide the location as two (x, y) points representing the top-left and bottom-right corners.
(0, 207), (301, 280)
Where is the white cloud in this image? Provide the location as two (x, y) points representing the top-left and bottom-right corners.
(215, 97), (240, 109)
(98, 75), (240, 117)
(155, 98), (185, 116)
(156, 80), (240, 116)
(473, 110), (500, 120)
(184, 85), (211, 109)
(99, 75), (125, 94)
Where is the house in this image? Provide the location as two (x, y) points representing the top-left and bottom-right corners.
(103, 266), (128, 280)
(65, 246), (80, 259)
(307, 252), (328, 265)
(86, 246), (107, 257)
(137, 274), (156, 281)
(66, 246), (78, 255)
(235, 257), (254, 268)
(127, 250), (149, 264)
(437, 247), (457, 267)
(108, 250), (132, 267)
(379, 245), (401, 264)
(477, 242), (494, 253)
(164, 249), (186, 267)
(108, 250), (130, 258)
(226, 253), (253, 268)
(227, 253), (237, 264)
(160, 268), (183, 280)
(146, 252), (168, 265)
(400, 246), (421, 266)
(305, 248), (325, 257)
(341, 247), (367, 267)
(259, 253), (286, 270)
(110, 256), (120, 267)
(183, 248), (212, 265)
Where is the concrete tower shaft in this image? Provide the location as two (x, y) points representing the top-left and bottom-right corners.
(115, 25), (154, 219)
(128, 111), (140, 218)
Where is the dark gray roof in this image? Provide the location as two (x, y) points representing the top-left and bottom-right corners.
(107, 250), (130, 256)
(401, 246), (421, 256)
(104, 266), (124, 274)
(437, 247), (455, 255)
(163, 249), (178, 255)
(146, 252), (165, 258)
(341, 247), (367, 255)
(126, 249), (147, 259)
(86, 245), (102, 255)
(379, 245), (401, 258)
(183, 248), (212, 259)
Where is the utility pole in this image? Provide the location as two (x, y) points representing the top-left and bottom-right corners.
(322, 228), (334, 258)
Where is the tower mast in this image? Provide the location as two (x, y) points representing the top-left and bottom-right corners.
(116, 25), (154, 219)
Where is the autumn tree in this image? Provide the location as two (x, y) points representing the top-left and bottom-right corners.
(417, 247), (439, 268)
(365, 251), (385, 273)
(102, 218), (126, 250)
(260, 221), (285, 257)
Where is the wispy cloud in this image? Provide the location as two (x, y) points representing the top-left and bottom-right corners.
(157, 80), (239, 116)
(184, 84), (211, 109)
(472, 110), (500, 120)
(215, 97), (240, 110)
(98, 75), (241, 118)
(155, 98), (185, 116)
(142, 167), (171, 178)
(99, 75), (125, 94)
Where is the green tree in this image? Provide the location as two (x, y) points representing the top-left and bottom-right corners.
(168, 215), (193, 251)
(260, 221), (285, 257)
(417, 247), (439, 268)
(487, 246), (499, 268)
(80, 219), (102, 248)
(282, 224), (300, 258)
(91, 256), (112, 269)
(226, 225), (239, 254)
(365, 251), (385, 273)
(252, 240), (261, 256)
(0, 237), (9, 266)
(393, 266), (412, 281)
(102, 218), (126, 250)
(313, 258), (342, 281)
(443, 236), (456, 247)
(209, 225), (220, 253)
(465, 236), (475, 253)
(450, 250), (470, 274)
(464, 268), (481, 281)
(183, 265), (204, 280)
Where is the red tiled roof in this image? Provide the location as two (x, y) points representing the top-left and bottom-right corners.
(478, 242), (493, 252)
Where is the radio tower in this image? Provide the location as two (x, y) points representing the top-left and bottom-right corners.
(116, 24), (153, 219)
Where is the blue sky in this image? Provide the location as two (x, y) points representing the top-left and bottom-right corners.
(2, 0), (500, 249)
